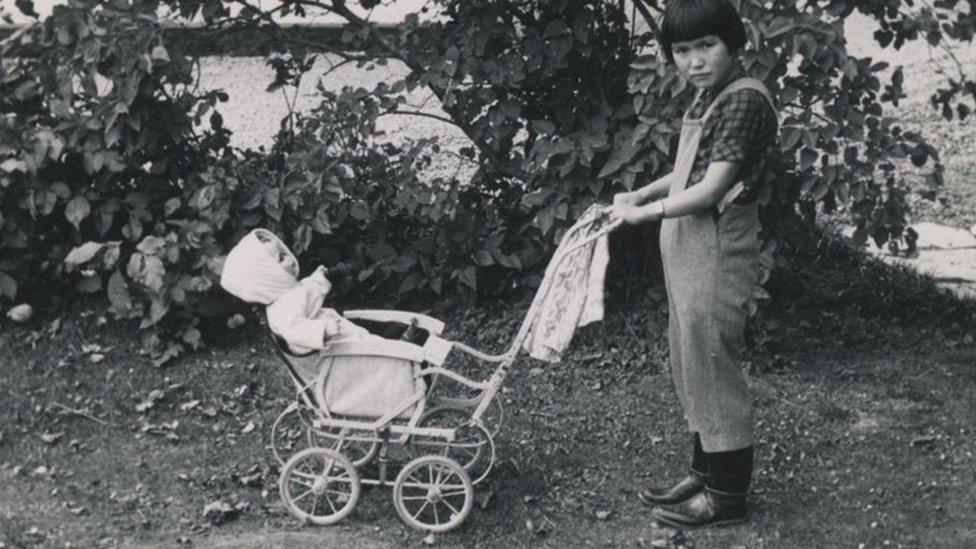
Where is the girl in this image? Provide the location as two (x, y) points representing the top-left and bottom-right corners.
(611, 0), (779, 529)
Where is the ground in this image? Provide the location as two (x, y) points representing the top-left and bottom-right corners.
(3, 13), (976, 549)
(2, 265), (975, 548)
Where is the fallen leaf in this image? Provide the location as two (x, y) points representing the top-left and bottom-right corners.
(203, 500), (234, 518)
(40, 432), (63, 445)
(238, 470), (262, 488)
(6, 304), (33, 323)
(135, 389), (166, 412)
(596, 510), (612, 520)
(179, 400), (200, 411)
(911, 435), (938, 447)
(89, 353), (105, 363)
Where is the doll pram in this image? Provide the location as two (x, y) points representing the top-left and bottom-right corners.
(265, 207), (620, 533)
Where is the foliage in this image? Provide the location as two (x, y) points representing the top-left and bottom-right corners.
(0, 0), (231, 361)
(1, 0), (974, 362)
(205, 0), (974, 252)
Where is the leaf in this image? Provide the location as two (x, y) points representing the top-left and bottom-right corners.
(76, 274), (102, 294)
(107, 270), (132, 315)
(65, 196), (91, 229)
(781, 127), (802, 150)
(64, 242), (105, 265)
(190, 186), (217, 211)
(40, 432), (63, 445)
(458, 266), (476, 290)
(164, 198), (181, 216)
(50, 182), (71, 199)
(0, 271), (17, 300)
(136, 236), (167, 256)
(15, 0), (38, 17)
(150, 45), (170, 64)
(473, 250), (494, 266)
(0, 158), (27, 173)
(349, 202), (370, 221)
(182, 328), (201, 349)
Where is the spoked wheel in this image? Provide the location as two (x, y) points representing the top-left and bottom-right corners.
(413, 408), (495, 484)
(309, 426), (380, 469)
(279, 447), (361, 525)
(393, 455), (474, 533)
(271, 403), (314, 465)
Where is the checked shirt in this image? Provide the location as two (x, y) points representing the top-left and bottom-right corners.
(685, 66), (779, 205)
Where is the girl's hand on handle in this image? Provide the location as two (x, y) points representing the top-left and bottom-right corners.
(613, 190), (639, 209)
(612, 203), (641, 225)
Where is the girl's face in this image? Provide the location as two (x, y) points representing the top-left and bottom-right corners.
(672, 35), (734, 90)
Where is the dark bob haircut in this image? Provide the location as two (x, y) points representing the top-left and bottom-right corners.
(659, 0), (749, 63)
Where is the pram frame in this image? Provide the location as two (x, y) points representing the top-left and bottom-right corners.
(267, 208), (619, 530)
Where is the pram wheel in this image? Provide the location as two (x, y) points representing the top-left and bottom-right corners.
(413, 409), (495, 484)
(279, 447), (361, 526)
(392, 455), (474, 533)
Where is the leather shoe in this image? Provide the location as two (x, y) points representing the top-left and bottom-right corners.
(651, 487), (748, 528)
(637, 471), (706, 506)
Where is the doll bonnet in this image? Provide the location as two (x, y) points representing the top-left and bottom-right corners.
(220, 228), (300, 305)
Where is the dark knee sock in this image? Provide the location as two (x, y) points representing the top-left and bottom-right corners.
(706, 446), (753, 494)
(690, 433), (707, 476)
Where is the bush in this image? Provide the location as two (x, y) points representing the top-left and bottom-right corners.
(1, 0), (973, 363)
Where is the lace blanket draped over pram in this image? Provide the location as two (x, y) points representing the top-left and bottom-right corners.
(522, 204), (613, 362)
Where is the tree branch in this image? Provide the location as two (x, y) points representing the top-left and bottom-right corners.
(631, 0), (660, 38)
(379, 109), (457, 125)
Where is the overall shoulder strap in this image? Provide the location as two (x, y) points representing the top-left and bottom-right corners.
(701, 77), (777, 123)
(683, 88), (707, 121)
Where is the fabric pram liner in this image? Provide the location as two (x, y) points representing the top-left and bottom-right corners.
(220, 229), (453, 420)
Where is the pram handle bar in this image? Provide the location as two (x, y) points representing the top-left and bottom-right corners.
(343, 309), (446, 335)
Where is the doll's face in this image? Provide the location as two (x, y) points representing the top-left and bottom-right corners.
(672, 35), (734, 90)
(261, 239), (297, 274)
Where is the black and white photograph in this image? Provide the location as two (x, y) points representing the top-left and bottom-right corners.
(1, 0), (974, 546)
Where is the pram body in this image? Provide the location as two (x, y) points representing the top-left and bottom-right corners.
(264, 209), (619, 533)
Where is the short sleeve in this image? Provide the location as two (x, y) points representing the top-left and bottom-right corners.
(707, 89), (773, 165)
